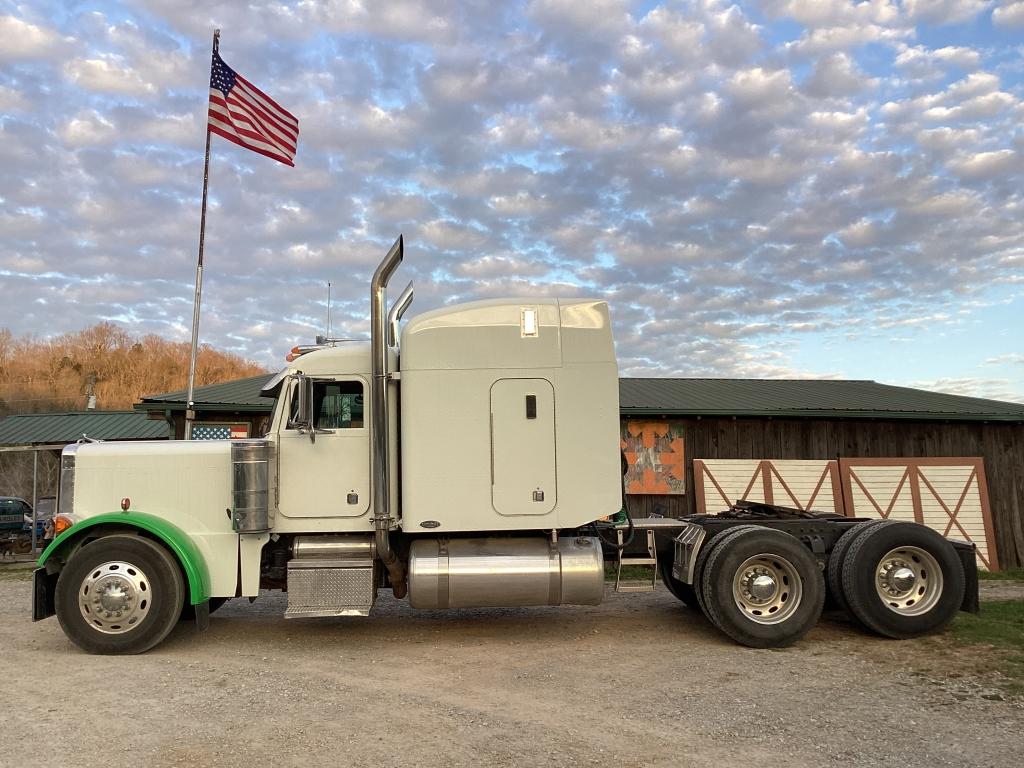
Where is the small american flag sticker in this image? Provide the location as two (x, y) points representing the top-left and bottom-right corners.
(192, 423), (250, 440)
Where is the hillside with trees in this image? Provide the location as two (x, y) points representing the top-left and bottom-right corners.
(0, 323), (268, 416)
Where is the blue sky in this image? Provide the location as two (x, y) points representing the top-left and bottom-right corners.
(1, 0), (1022, 402)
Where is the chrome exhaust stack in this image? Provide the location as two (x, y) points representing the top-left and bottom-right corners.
(370, 235), (407, 598)
(387, 280), (414, 348)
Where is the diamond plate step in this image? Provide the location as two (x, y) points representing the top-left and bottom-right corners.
(285, 562), (375, 618)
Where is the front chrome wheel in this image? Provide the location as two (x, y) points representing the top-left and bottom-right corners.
(79, 560), (152, 634)
(55, 534), (184, 654)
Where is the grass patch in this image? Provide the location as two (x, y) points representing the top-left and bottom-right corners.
(0, 566), (34, 581)
(952, 601), (1024, 649)
(604, 564), (658, 582)
(978, 567), (1024, 581)
(950, 600), (1024, 696)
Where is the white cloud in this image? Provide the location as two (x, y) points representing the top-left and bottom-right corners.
(58, 110), (118, 147)
(527, 0), (633, 43)
(726, 67), (795, 111)
(786, 23), (911, 54)
(906, 377), (1024, 404)
(765, 0), (901, 27)
(894, 44), (981, 79)
(984, 353), (1024, 365)
(803, 52), (876, 97)
(64, 57), (157, 96)
(0, 85), (29, 111)
(947, 149), (1020, 178)
(639, 6), (704, 58)
(0, 15), (62, 60)
(903, 0), (992, 24)
(993, 1), (1024, 26)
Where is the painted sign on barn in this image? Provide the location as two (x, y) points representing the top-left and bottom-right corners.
(620, 420), (685, 495)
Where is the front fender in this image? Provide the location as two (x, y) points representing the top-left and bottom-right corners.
(37, 512), (211, 605)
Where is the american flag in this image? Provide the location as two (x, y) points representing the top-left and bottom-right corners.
(208, 51), (298, 166)
(192, 423), (250, 440)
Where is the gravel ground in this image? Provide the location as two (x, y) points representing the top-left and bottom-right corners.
(2, 574), (1022, 768)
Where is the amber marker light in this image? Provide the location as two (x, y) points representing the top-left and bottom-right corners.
(52, 514), (75, 536)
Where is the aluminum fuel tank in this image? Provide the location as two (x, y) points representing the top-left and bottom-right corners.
(408, 535), (604, 609)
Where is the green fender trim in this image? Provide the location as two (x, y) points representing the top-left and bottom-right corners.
(37, 512), (211, 605)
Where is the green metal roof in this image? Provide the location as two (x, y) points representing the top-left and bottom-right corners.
(133, 373), (1024, 423)
(136, 374), (278, 413)
(0, 411), (170, 446)
(619, 379), (1024, 422)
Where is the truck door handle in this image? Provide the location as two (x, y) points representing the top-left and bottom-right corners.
(525, 394), (537, 419)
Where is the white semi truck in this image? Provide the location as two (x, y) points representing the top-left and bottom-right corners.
(32, 237), (979, 654)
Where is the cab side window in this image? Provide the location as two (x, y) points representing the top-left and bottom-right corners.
(313, 380), (364, 429)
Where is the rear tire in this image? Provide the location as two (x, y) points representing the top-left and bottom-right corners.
(661, 567), (700, 609)
(701, 527), (825, 648)
(841, 522), (964, 639)
(827, 520), (894, 614)
(693, 526), (761, 623)
(55, 534), (184, 655)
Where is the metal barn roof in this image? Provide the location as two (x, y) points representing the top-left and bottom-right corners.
(619, 379), (1024, 422)
(133, 373), (1024, 423)
(0, 411), (170, 446)
(136, 374), (278, 413)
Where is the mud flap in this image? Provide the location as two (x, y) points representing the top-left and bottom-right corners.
(193, 599), (210, 632)
(32, 568), (56, 621)
(950, 541), (980, 614)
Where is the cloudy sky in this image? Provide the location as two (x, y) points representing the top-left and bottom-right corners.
(1, 0), (1022, 402)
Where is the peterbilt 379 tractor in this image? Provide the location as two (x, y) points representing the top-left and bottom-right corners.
(32, 236), (979, 654)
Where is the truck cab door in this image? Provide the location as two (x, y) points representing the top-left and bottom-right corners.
(277, 377), (370, 519)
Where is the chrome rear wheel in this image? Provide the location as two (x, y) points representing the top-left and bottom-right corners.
(873, 546), (943, 617)
(731, 553), (802, 625)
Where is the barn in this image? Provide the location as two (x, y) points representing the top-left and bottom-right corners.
(619, 379), (1024, 570)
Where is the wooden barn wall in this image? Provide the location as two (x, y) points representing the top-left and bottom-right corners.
(623, 417), (1024, 570)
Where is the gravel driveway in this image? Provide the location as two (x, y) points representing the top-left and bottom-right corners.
(2, 574), (1021, 768)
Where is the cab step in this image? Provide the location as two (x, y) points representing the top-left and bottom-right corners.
(613, 528), (658, 593)
(285, 535), (376, 618)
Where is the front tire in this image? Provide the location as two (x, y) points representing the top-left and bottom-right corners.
(55, 534), (184, 655)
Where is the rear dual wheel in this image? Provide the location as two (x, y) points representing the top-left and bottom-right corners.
(826, 520), (893, 613)
(837, 521), (964, 639)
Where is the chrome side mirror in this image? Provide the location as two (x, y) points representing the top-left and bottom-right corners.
(287, 374), (314, 440)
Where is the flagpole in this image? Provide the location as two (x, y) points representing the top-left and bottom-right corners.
(185, 28), (220, 440)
